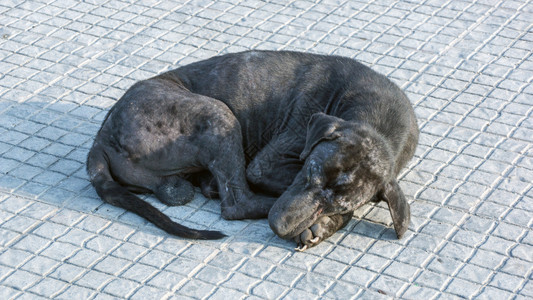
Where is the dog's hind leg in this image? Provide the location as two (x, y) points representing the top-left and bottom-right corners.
(153, 176), (195, 206)
(199, 174), (219, 199)
(186, 171), (219, 199)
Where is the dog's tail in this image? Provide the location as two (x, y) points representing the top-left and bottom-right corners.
(86, 142), (226, 240)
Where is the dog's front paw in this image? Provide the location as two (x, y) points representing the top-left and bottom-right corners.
(221, 205), (242, 220)
(221, 196), (275, 220)
(293, 213), (353, 251)
(245, 160), (263, 184)
(294, 216), (333, 251)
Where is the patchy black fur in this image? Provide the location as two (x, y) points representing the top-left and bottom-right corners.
(173, 51), (418, 246)
(87, 50), (418, 245)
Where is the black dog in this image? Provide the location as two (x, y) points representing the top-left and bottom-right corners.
(87, 75), (275, 239)
(87, 50), (419, 248)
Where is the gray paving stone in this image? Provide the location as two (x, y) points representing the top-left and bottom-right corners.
(74, 270), (114, 290)
(283, 288), (320, 300)
(121, 263), (158, 284)
(32, 221), (69, 240)
(500, 257), (532, 278)
(28, 277), (68, 298)
(195, 265), (231, 285)
(21, 255), (59, 277)
(414, 269), (448, 290)
(208, 286), (246, 300)
(147, 270), (187, 291)
(313, 258), (349, 279)
(295, 272), (336, 295)
(238, 257), (274, 279)
(511, 244), (533, 262)
(2, 269), (42, 291)
(103, 278), (140, 298)
(341, 266), (377, 288)
(520, 279), (533, 297)
(130, 285), (168, 300)
(55, 285), (95, 300)
(1, 0), (532, 298)
(477, 286), (515, 300)
(252, 279), (288, 298)
(49, 263), (85, 283)
(223, 272), (261, 293)
(40, 241), (79, 261)
(12, 234), (50, 253)
(2, 214), (41, 233)
(445, 277), (483, 298)
(402, 284), (440, 300)
(267, 265), (303, 287)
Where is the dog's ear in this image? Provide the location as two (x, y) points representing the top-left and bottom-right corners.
(378, 179), (410, 239)
(300, 113), (341, 160)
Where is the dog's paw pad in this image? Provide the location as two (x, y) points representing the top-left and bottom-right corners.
(294, 228), (320, 251)
(294, 216), (332, 250)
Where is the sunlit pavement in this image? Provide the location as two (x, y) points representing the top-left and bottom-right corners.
(0, 0), (531, 298)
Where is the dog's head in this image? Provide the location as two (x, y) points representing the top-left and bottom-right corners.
(269, 112), (410, 240)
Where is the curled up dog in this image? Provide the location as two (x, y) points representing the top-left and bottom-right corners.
(87, 50), (419, 248)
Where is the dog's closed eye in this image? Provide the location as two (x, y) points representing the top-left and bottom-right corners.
(306, 160), (323, 187)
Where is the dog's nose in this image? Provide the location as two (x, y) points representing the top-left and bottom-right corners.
(268, 209), (292, 239)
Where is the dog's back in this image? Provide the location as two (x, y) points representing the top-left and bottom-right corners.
(173, 50), (418, 172)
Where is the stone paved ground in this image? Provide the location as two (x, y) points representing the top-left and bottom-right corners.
(0, 0), (531, 299)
